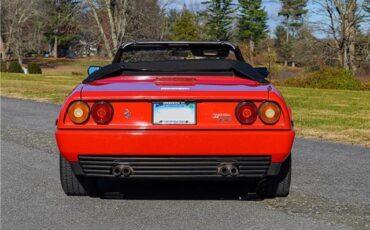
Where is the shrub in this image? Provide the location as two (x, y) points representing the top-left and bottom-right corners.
(71, 71), (83, 76)
(28, 62), (42, 74)
(363, 82), (370, 91)
(0, 61), (7, 72)
(8, 61), (23, 73)
(284, 67), (364, 90)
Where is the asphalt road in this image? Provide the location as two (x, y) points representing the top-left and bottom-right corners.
(1, 97), (369, 230)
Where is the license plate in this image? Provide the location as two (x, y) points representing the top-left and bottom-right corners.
(153, 101), (196, 125)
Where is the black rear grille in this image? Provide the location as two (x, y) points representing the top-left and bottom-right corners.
(78, 156), (271, 178)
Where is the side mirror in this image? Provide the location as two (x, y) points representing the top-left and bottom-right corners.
(254, 67), (269, 79)
(87, 66), (101, 75)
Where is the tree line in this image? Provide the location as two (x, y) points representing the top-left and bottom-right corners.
(1, 0), (369, 74)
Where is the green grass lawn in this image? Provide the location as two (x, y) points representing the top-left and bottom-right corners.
(0, 73), (84, 103)
(26, 57), (111, 76)
(1, 72), (369, 147)
(279, 87), (369, 147)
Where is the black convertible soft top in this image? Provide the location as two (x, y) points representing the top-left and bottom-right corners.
(83, 60), (268, 84)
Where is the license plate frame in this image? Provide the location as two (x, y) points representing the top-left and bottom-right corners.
(152, 101), (196, 125)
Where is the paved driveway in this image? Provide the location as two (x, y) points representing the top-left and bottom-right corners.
(1, 97), (369, 229)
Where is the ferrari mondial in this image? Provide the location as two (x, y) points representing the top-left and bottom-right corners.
(55, 41), (295, 198)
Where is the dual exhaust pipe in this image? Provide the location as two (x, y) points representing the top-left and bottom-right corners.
(217, 163), (239, 177)
(112, 165), (133, 177)
(112, 163), (239, 177)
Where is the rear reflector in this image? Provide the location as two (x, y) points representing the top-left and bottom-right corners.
(67, 101), (90, 124)
(259, 102), (281, 124)
(236, 101), (257, 125)
(91, 101), (113, 124)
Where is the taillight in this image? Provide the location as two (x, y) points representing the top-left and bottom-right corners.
(235, 101), (258, 124)
(91, 101), (113, 124)
(259, 102), (281, 124)
(67, 101), (90, 124)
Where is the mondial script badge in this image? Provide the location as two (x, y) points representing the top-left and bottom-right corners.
(212, 113), (232, 122)
(124, 109), (131, 119)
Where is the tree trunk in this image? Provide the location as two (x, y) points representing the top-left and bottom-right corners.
(53, 36), (58, 58)
(249, 40), (255, 65)
(104, 0), (118, 49)
(107, 0), (128, 54)
(347, 5), (357, 73)
(36, 24), (42, 55)
(291, 53), (295, 68)
(0, 36), (5, 61)
(17, 56), (23, 66)
(332, 0), (358, 74)
(88, 1), (113, 58)
(349, 37), (356, 73)
(335, 41), (343, 67)
(14, 42), (23, 68)
(343, 43), (349, 70)
(284, 17), (290, 67)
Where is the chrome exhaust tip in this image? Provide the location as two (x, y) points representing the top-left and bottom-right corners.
(112, 165), (133, 177)
(217, 163), (239, 176)
(229, 165), (239, 176)
(217, 165), (230, 176)
(121, 165), (133, 177)
(112, 165), (124, 177)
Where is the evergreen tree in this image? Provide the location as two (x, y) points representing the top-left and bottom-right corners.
(279, 0), (308, 34)
(165, 9), (181, 39)
(237, 0), (268, 65)
(278, 0), (308, 66)
(274, 25), (293, 65)
(45, 0), (80, 57)
(169, 8), (200, 41)
(202, 0), (235, 40)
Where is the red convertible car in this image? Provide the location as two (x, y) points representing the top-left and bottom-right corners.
(55, 41), (295, 198)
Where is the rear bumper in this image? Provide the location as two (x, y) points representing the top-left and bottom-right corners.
(71, 155), (284, 179)
(55, 129), (295, 163)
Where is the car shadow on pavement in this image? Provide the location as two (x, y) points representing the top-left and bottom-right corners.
(96, 179), (263, 201)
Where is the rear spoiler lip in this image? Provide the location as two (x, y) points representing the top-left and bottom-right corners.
(82, 60), (269, 84)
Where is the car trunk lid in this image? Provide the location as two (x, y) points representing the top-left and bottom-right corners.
(81, 75), (268, 100)
(76, 76), (278, 130)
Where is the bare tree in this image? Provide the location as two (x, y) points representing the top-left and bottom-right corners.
(313, 0), (369, 72)
(1, 0), (38, 64)
(82, 0), (164, 57)
(83, 0), (129, 57)
(125, 0), (165, 41)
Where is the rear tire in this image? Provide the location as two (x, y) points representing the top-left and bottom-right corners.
(257, 155), (291, 198)
(60, 155), (94, 196)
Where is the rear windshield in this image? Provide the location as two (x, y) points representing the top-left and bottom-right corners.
(119, 46), (238, 62)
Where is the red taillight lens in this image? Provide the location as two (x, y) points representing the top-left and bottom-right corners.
(91, 101), (113, 124)
(236, 101), (257, 125)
